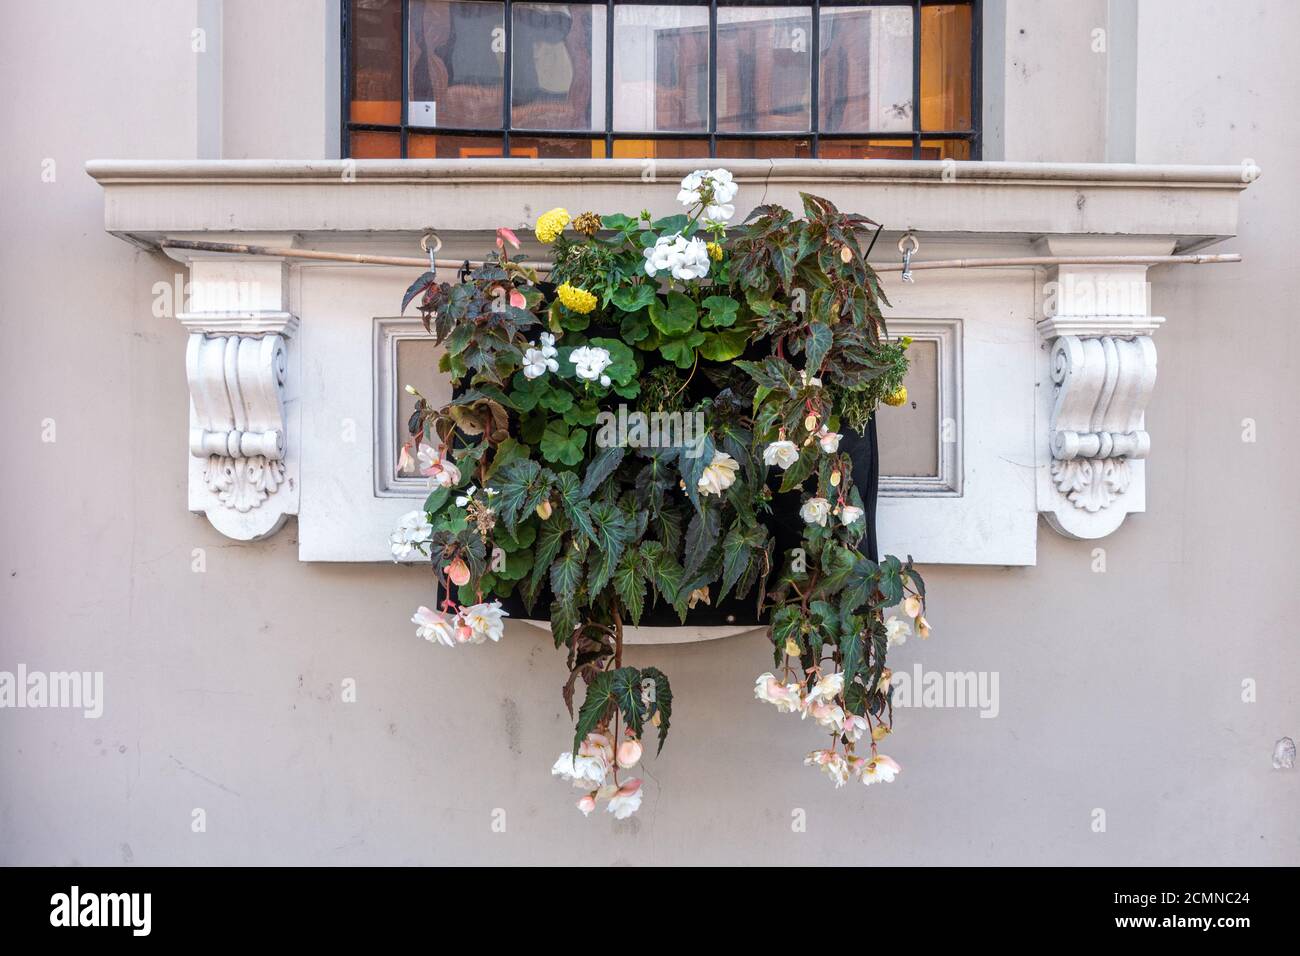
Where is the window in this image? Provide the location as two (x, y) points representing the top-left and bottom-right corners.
(343, 0), (978, 159)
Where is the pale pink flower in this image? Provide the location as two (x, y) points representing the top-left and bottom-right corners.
(804, 749), (850, 788)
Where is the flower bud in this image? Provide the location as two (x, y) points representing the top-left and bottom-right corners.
(535, 499), (553, 520)
(617, 739), (643, 769)
(444, 556), (471, 587)
(576, 794), (596, 816)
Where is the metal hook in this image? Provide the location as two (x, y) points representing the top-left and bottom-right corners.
(897, 233), (919, 283)
(459, 259), (472, 284)
(419, 232), (442, 275)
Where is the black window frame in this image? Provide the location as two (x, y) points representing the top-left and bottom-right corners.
(342, 0), (981, 159)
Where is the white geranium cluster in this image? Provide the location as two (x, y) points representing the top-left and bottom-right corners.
(411, 600), (509, 647)
(643, 233), (711, 281)
(757, 669), (900, 789)
(552, 731), (644, 819)
(389, 509), (432, 560)
(569, 344), (613, 387)
(676, 168), (738, 225)
(522, 332), (559, 380)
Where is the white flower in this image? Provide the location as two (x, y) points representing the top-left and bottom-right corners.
(606, 780), (643, 819)
(455, 485), (477, 507)
(677, 168), (738, 224)
(807, 671), (845, 704)
(697, 451), (739, 496)
(754, 672), (804, 714)
(569, 345), (614, 386)
(643, 233), (711, 281)
(419, 444), (461, 489)
(552, 752), (608, 790)
(839, 504), (865, 526)
(885, 615), (910, 647)
(858, 754), (901, 786)
(805, 749), (850, 788)
(389, 509), (432, 559)
(903, 594), (923, 618)
(841, 714), (869, 743)
(800, 496), (831, 526)
(411, 606), (457, 647)
(537, 332), (558, 358)
(460, 601), (509, 644)
(816, 426), (842, 453)
(806, 699), (846, 732)
(522, 346), (558, 379)
(799, 370), (823, 389)
(763, 440), (800, 469)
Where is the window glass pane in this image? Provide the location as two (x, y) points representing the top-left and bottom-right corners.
(613, 5), (709, 133)
(818, 138), (913, 159)
(716, 7), (811, 134)
(716, 138), (812, 159)
(409, 0), (505, 129)
(349, 130), (403, 157)
(512, 3), (606, 131)
(612, 138), (710, 159)
(920, 3), (972, 131)
(410, 132), (508, 157)
(350, 0), (402, 124)
(510, 136), (606, 158)
(819, 6), (912, 133)
(877, 338), (938, 477)
(920, 138), (970, 160)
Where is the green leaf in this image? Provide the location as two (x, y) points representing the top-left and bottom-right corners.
(580, 445), (626, 498)
(422, 486), (450, 516)
(611, 667), (644, 738)
(573, 671), (614, 754)
(550, 548), (583, 602)
(649, 291), (698, 336)
(779, 445), (819, 492)
(529, 521), (568, 593)
(540, 421), (586, 465)
(658, 331), (705, 368)
(550, 598), (579, 648)
(840, 627), (866, 683)
(619, 308), (652, 344)
(700, 295), (740, 328)
(684, 504), (721, 579)
(805, 321), (833, 374)
(585, 501), (630, 594)
(612, 283), (657, 312)
(494, 460), (544, 532)
(613, 546), (648, 625)
(639, 666), (673, 754)
(719, 524), (751, 602)
(401, 270), (437, 314)
(698, 327), (750, 362)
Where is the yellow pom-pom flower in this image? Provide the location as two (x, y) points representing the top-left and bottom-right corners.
(534, 207), (570, 245)
(556, 282), (597, 314)
(883, 385), (908, 407)
(706, 241), (723, 261)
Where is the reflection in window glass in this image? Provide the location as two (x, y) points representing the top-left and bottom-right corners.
(613, 6), (709, 133)
(920, 3), (972, 131)
(408, 0), (505, 129)
(716, 138), (812, 159)
(716, 7), (811, 134)
(820, 6), (912, 133)
(512, 3), (606, 130)
(612, 138), (710, 159)
(350, 0), (401, 125)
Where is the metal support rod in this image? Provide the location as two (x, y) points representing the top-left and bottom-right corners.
(158, 238), (1242, 276)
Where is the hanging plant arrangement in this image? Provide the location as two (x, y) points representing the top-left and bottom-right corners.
(392, 170), (929, 818)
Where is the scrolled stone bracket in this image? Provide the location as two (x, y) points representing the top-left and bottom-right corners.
(172, 253), (300, 541)
(1035, 249), (1167, 540)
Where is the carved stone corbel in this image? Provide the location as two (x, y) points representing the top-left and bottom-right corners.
(1036, 246), (1167, 539)
(174, 255), (299, 540)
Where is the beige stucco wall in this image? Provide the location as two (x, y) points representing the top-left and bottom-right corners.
(1, 0), (1296, 865)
